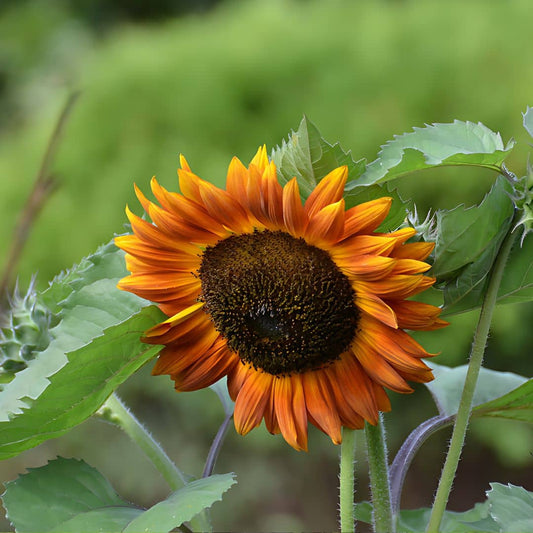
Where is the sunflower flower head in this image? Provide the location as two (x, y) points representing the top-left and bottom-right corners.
(115, 147), (447, 451)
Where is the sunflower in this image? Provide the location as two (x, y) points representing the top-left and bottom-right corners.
(115, 147), (447, 451)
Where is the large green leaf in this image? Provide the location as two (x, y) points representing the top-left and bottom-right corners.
(425, 363), (530, 419)
(433, 176), (514, 281)
(356, 120), (515, 186)
(487, 483), (533, 533)
(2, 457), (236, 533)
(271, 116), (366, 199)
(0, 241), (164, 459)
(2, 457), (142, 532)
(473, 379), (533, 423)
(432, 177), (515, 315)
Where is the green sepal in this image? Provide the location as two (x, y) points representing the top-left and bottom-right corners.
(1, 457), (236, 533)
(356, 120), (515, 186)
(271, 116), (365, 200)
(0, 240), (164, 459)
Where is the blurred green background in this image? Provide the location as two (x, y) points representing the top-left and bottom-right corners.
(1, 0), (532, 531)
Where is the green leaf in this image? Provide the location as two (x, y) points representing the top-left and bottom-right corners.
(123, 474), (236, 533)
(355, 501), (500, 532)
(434, 177), (515, 315)
(487, 483), (533, 533)
(496, 234), (533, 305)
(473, 379), (533, 423)
(0, 241), (165, 459)
(433, 176), (514, 281)
(425, 363), (529, 418)
(271, 116), (365, 200)
(2, 457), (237, 533)
(356, 120), (515, 186)
(523, 106), (533, 139)
(1, 457), (142, 532)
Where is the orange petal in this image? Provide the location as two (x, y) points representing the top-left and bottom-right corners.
(197, 179), (254, 233)
(249, 145), (269, 172)
(178, 168), (203, 203)
(302, 370), (342, 444)
(143, 301), (205, 339)
(304, 166), (348, 218)
(274, 375), (308, 451)
(336, 255), (396, 281)
(390, 300), (448, 330)
(234, 371), (273, 435)
(330, 235), (397, 260)
(174, 340), (238, 392)
(332, 354), (380, 424)
(351, 340), (412, 393)
(343, 197), (392, 238)
(282, 178), (307, 236)
(263, 162), (284, 228)
(179, 154), (192, 172)
(305, 199), (346, 246)
(393, 241), (435, 261)
(391, 258), (431, 275)
(356, 293), (398, 328)
(226, 157), (249, 204)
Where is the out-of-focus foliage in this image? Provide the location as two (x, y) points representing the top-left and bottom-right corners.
(0, 1), (532, 531)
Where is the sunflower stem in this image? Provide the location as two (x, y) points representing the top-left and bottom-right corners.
(365, 415), (394, 533)
(339, 427), (357, 533)
(99, 393), (188, 489)
(426, 221), (518, 533)
(99, 394), (212, 532)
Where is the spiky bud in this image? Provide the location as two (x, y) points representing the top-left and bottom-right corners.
(0, 279), (57, 389)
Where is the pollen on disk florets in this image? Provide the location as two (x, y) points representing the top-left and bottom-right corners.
(198, 230), (359, 376)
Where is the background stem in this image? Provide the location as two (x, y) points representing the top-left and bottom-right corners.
(365, 415), (394, 533)
(339, 427), (357, 533)
(426, 223), (518, 532)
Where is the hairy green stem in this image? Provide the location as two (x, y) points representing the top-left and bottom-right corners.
(100, 393), (188, 490)
(99, 394), (211, 532)
(339, 427), (357, 533)
(366, 415), (394, 533)
(426, 224), (518, 532)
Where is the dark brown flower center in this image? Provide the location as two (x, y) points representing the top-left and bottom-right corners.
(198, 230), (358, 375)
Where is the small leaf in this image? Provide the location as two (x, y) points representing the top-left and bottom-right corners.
(356, 120), (515, 186)
(271, 116), (365, 199)
(123, 474), (237, 533)
(1, 457), (142, 532)
(487, 483), (533, 532)
(425, 363), (528, 418)
(523, 106), (533, 139)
